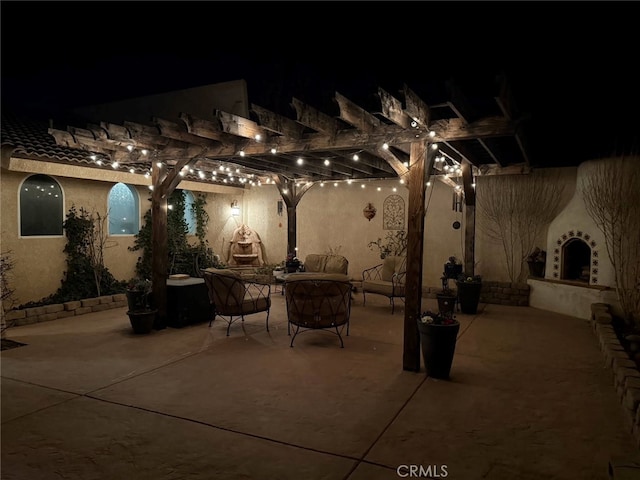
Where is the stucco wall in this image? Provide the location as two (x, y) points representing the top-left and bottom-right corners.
(475, 167), (577, 283)
(243, 178), (464, 288)
(546, 160), (614, 287)
(3, 161), (618, 320)
(1, 170), (142, 304)
(528, 278), (620, 320)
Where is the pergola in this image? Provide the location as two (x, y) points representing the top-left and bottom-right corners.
(48, 74), (531, 371)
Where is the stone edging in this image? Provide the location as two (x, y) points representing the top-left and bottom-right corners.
(417, 282), (530, 307)
(4, 294), (127, 327)
(589, 302), (640, 477)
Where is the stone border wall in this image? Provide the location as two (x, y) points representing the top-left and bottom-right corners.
(419, 281), (530, 306)
(4, 294), (127, 327)
(590, 302), (640, 457)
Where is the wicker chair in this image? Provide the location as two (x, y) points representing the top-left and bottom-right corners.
(203, 269), (271, 336)
(285, 274), (352, 348)
(361, 255), (407, 314)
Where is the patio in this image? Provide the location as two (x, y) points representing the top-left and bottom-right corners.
(1, 293), (637, 479)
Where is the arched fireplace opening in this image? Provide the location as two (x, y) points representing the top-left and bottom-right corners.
(561, 238), (590, 282)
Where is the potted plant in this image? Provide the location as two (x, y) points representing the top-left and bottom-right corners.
(125, 277), (156, 334)
(456, 274), (483, 315)
(367, 230), (408, 259)
(285, 253), (302, 273)
(526, 247), (546, 278)
(443, 256), (463, 280)
(436, 256), (462, 316)
(417, 310), (460, 379)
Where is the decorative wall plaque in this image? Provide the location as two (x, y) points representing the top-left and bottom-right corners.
(383, 195), (405, 230)
(363, 203), (377, 221)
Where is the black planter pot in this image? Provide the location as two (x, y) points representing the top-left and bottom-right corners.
(417, 320), (460, 379)
(126, 290), (149, 312)
(436, 293), (457, 316)
(527, 261), (545, 278)
(456, 281), (482, 314)
(127, 309), (157, 334)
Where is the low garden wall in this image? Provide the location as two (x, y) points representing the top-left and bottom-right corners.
(5, 278), (531, 329)
(590, 303), (640, 475)
(419, 281), (530, 306)
(4, 294), (128, 327)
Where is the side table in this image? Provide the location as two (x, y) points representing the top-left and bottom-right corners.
(166, 277), (211, 328)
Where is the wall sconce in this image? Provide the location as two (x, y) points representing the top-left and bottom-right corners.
(231, 200), (240, 216)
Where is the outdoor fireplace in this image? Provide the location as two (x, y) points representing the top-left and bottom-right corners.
(561, 237), (592, 283)
(528, 161), (618, 320)
(551, 230), (599, 285)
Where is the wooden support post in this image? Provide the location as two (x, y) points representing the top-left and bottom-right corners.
(273, 175), (314, 257)
(149, 154), (202, 329)
(287, 204), (297, 255)
(403, 140), (434, 372)
(151, 163), (168, 328)
(461, 160), (476, 276)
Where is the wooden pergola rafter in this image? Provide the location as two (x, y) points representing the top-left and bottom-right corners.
(48, 80), (529, 372)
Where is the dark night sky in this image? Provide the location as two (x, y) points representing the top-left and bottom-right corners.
(2, 1), (639, 164)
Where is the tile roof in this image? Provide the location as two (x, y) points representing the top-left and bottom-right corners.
(1, 111), (98, 166)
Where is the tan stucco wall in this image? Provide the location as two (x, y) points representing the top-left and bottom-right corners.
(1, 169), (142, 304)
(474, 167), (577, 283)
(1, 161), (599, 309)
(243, 178), (464, 288)
(0, 166), (243, 305)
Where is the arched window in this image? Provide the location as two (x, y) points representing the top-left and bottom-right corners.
(108, 183), (139, 235)
(20, 174), (64, 236)
(184, 190), (197, 235)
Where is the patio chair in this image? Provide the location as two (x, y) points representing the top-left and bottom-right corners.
(285, 274), (352, 348)
(361, 255), (407, 314)
(203, 269), (271, 336)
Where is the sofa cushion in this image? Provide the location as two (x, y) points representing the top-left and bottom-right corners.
(381, 256), (406, 282)
(303, 254), (348, 275)
(325, 255), (348, 275)
(304, 254), (327, 273)
(207, 269), (245, 304)
(362, 279), (405, 297)
(286, 272), (350, 283)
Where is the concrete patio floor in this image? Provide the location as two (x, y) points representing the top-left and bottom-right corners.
(1, 292), (638, 479)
